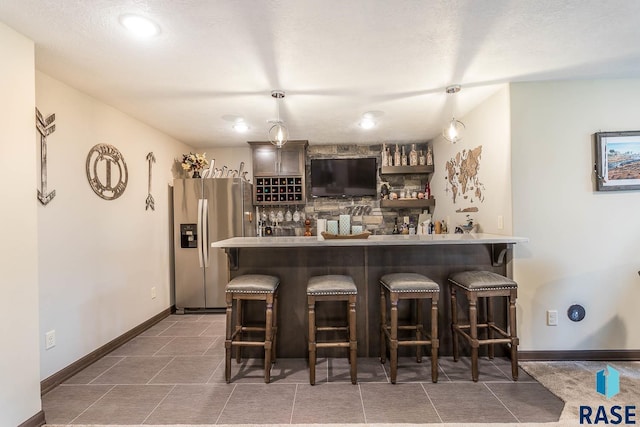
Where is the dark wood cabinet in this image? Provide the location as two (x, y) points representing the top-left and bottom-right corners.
(248, 140), (308, 205)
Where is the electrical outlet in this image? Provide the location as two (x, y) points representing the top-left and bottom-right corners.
(151, 286), (157, 299)
(546, 310), (558, 326)
(45, 330), (56, 349)
(498, 215), (504, 230)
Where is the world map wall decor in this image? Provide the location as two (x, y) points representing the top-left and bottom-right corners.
(445, 145), (484, 213)
(86, 143), (128, 200)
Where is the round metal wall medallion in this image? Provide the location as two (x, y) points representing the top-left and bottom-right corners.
(86, 143), (128, 200)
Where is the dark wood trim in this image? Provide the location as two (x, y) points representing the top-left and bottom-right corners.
(519, 349), (640, 361)
(18, 410), (45, 427)
(40, 307), (173, 396)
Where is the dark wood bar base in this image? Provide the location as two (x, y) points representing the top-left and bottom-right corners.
(226, 243), (513, 358)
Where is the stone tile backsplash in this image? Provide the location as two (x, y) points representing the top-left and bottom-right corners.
(302, 143), (432, 235)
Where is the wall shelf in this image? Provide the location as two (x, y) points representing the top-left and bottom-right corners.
(381, 165), (434, 175)
(380, 198), (435, 209)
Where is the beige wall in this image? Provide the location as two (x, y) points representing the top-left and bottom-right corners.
(36, 72), (193, 379)
(511, 80), (640, 351)
(431, 85), (513, 235)
(0, 22), (42, 426)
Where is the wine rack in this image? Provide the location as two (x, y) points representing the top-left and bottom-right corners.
(255, 176), (304, 204)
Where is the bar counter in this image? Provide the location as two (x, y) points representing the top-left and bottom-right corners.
(212, 233), (527, 358)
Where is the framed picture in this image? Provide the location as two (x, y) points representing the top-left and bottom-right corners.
(594, 131), (640, 191)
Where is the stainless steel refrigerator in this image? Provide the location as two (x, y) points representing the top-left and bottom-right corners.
(173, 177), (254, 312)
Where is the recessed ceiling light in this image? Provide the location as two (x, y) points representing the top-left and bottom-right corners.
(359, 110), (383, 130)
(233, 122), (249, 133)
(120, 14), (160, 38)
(359, 117), (376, 129)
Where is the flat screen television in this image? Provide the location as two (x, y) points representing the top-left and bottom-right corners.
(310, 157), (377, 197)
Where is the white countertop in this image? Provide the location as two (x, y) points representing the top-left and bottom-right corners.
(212, 233), (528, 248)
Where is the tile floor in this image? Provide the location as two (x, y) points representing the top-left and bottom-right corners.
(42, 314), (564, 425)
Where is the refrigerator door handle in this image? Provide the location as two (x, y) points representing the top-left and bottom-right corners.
(202, 199), (210, 267)
(197, 198), (204, 268)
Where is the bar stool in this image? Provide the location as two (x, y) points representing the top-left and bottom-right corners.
(224, 274), (279, 383)
(379, 273), (440, 384)
(307, 274), (357, 385)
(449, 271), (519, 382)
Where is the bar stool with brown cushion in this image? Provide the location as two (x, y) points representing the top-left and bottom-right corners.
(225, 274), (279, 383)
(449, 270), (519, 382)
(379, 273), (440, 384)
(307, 274), (357, 385)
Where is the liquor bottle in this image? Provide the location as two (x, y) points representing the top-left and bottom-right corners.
(394, 144), (401, 166)
(418, 150), (426, 165)
(409, 143), (418, 166)
(381, 143), (388, 167)
(401, 146), (408, 166)
(392, 218), (400, 234)
(426, 145), (433, 166)
(425, 181), (431, 199)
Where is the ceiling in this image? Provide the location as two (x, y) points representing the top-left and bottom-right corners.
(2, 1), (640, 148)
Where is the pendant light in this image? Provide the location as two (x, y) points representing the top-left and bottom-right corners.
(268, 90), (289, 148)
(442, 85), (465, 144)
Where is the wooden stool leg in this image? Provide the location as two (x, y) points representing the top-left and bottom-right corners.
(416, 298), (423, 363)
(224, 293), (233, 383)
(451, 287), (459, 362)
(487, 296), (495, 359)
(431, 295), (439, 383)
(389, 292), (399, 384)
(308, 296), (316, 385)
(349, 295), (357, 384)
(469, 296), (479, 382)
(272, 292), (278, 363)
(509, 290), (519, 381)
(235, 298), (243, 363)
(264, 294), (274, 383)
(380, 287), (387, 364)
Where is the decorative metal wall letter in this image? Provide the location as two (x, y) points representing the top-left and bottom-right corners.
(36, 108), (56, 205)
(86, 144), (128, 200)
(145, 152), (155, 210)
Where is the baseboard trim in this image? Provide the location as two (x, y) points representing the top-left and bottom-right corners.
(519, 349), (640, 361)
(19, 410), (45, 427)
(40, 307), (173, 396)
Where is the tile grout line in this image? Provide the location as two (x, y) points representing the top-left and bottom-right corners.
(140, 384), (176, 425)
(215, 383), (237, 425)
(147, 356), (176, 384)
(357, 383), (367, 424)
(87, 356), (126, 384)
(206, 358), (225, 384)
(289, 383), (298, 424)
(202, 335), (221, 355)
(420, 382), (444, 423)
(145, 321), (176, 336)
(484, 382), (521, 423)
(490, 358), (515, 381)
(67, 384), (116, 424)
(153, 336), (177, 355)
(380, 360), (391, 383)
(438, 361), (453, 382)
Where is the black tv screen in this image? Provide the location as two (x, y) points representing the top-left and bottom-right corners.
(311, 158), (377, 197)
